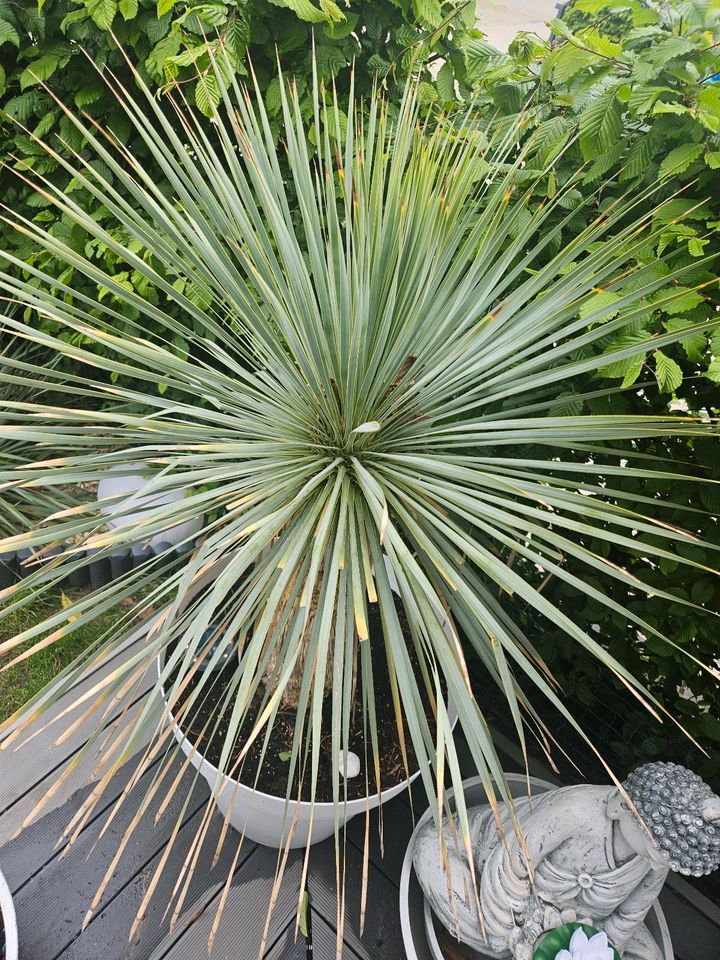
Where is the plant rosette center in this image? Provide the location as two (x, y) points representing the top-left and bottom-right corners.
(533, 924), (620, 960)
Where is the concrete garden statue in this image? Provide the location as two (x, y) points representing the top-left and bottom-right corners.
(414, 762), (720, 960)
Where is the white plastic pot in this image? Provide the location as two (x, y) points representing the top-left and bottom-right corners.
(97, 461), (203, 549)
(400, 774), (673, 960)
(163, 688), (424, 847)
(160, 664), (457, 849)
(0, 866), (18, 960)
(160, 557), (457, 848)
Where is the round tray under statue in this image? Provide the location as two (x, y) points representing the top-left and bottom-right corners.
(399, 774), (673, 960)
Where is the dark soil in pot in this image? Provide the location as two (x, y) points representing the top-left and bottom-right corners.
(167, 596), (445, 803)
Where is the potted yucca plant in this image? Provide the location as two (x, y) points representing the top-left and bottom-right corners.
(0, 51), (717, 950)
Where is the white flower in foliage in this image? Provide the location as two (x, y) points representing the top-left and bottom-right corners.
(555, 928), (614, 960)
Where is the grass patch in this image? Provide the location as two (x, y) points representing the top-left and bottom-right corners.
(0, 587), (135, 723)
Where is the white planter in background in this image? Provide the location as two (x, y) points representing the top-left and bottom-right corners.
(97, 461), (203, 550)
(0, 866), (18, 960)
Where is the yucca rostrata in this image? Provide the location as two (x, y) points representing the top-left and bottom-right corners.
(0, 51), (717, 954)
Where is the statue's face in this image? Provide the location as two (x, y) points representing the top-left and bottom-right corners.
(616, 805), (668, 868)
(607, 791), (667, 868)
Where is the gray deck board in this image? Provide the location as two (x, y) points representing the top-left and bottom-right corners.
(0, 754), (152, 893)
(0, 621), (157, 834)
(13, 758), (204, 958)
(344, 793), (415, 889)
(307, 835), (405, 960)
(149, 844), (303, 960)
(0, 692), (156, 845)
(265, 910), (354, 960)
(58, 797), (256, 960)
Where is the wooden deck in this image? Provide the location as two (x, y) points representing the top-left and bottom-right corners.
(1, 621), (719, 959)
(0, 623), (415, 960)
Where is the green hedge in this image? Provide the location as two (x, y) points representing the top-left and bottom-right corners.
(468, 0), (720, 396)
(0, 0), (476, 345)
(465, 0), (720, 783)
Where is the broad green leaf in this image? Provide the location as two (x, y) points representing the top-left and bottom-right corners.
(265, 77), (282, 115)
(20, 54), (60, 90)
(652, 101), (689, 116)
(436, 61), (455, 103)
(650, 286), (704, 314)
(319, 0), (343, 23)
(706, 359), (720, 384)
(0, 16), (20, 46)
(666, 318), (707, 361)
(416, 81), (438, 106)
(229, 13), (251, 53)
(663, 317), (706, 361)
(146, 14), (171, 42)
(552, 44), (597, 84)
(579, 290), (621, 324)
(315, 42), (347, 75)
(33, 110), (56, 137)
(654, 350), (683, 393)
(75, 82), (104, 107)
(657, 142), (704, 179)
(268, 0), (328, 23)
(622, 130), (656, 179)
(532, 117), (571, 169)
(697, 85), (720, 133)
(687, 237), (709, 257)
(85, 0), (117, 29)
(119, 0), (138, 19)
(627, 85), (672, 115)
(414, 0), (441, 28)
(695, 713), (720, 743)
(144, 31), (182, 82)
(579, 89), (622, 161)
(598, 331), (649, 379)
(621, 358), (644, 388)
(194, 73), (221, 117)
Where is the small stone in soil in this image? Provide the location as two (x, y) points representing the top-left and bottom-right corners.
(339, 750), (361, 778)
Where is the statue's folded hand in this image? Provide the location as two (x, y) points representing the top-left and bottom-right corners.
(507, 901), (547, 960)
(542, 904), (564, 930)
